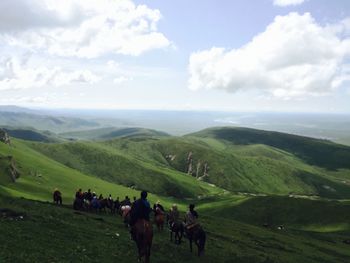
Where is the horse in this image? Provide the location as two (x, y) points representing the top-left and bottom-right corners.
(133, 219), (153, 263)
(99, 198), (114, 214)
(154, 207), (165, 231)
(121, 205), (132, 227)
(185, 224), (206, 256)
(169, 220), (184, 244)
(73, 197), (83, 210)
(53, 191), (62, 205)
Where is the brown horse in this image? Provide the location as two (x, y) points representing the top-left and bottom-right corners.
(133, 219), (153, 263)
(185, 225), (206, 256)
(154, 208), (165, 231)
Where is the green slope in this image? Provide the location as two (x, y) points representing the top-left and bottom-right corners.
(153, 136), (350, 198)
(28, 139), (223, 198)
(60, 127), (169, 140)
(30, 126), (350, 199)
(1, 127), (63, 143)
(201, 195), (350, 232)
(190, 127), (350, 170)
(1, 194), (350, 263)
(0, 139), (143, 202)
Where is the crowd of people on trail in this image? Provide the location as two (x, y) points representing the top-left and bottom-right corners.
(52, 188), (206, 260)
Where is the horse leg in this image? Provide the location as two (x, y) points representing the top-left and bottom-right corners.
(170, 230), (173, 241)
(179, 230), (183, 244)
(136, 238), (143, 262)
(195, 239), (200, 257)
(189, 238), (193, 252)
(175, 231), (180, 244)
(145, 233), (152, 263)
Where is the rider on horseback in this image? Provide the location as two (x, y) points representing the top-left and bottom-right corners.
(153, 200), (165, 217)
(184, 204), (199, 230)
(168, 204), (180, 227)
(53, 188), (62, 205)
(129, 191), (152, 240)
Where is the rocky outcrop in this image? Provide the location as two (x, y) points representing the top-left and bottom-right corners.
(0, 129), (11, 145)
(165, 150), (210, 180)
(186, 151), (210, 179)
(0, 156), (20, 182)
(187, 151), (193, 175)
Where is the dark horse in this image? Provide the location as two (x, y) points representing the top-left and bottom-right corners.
(53, 190), (62, 205)
(99, 198), (114, 213)
(169, 221), (184, 245)
(185, 225), (206, 256)
(133, 219), (153, 263)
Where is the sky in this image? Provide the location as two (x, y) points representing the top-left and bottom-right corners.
(0, 0), (350, 112)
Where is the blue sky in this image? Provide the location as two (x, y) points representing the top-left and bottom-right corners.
(0, 0), (349, 112)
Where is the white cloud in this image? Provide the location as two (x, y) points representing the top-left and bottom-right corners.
(273, 0), (306, 7)
(188, 13), (350, 99)
(0, 56), (99, 90)
(0, 0), (170, 58)
(113, 76), (130, 84)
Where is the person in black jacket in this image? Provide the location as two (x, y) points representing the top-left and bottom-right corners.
(129, 191), (152, 239)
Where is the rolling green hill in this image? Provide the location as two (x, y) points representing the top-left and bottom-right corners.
(60, 127), (169, 140)
(1, 137), (222, 200)
(154, 137), (350, 199)
(31, 127), (350, 199)
(190, 127), (350, 170)
(1, 127), (63, 143)
(0, 139), (141, 202)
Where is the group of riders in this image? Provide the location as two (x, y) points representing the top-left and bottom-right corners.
(54, 188), (200, 230)
(52, 188), (206, 260)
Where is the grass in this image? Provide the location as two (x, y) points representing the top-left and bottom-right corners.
(1, 194), (350, 263)
(191, 127), (350, 170)
(29, 129), (350, 199)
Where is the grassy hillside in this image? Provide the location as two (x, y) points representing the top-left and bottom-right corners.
(31, 131), (350, 199)
(1, 127), (63, 143)
(154, 136), (350, 199)
(60, 127), (169, 140)
(1, 194), (350, 263)
(22, 139), (223, 198)
(0, 139), (142, 202)
(190, 127), (350, 170)
(201, 196), (350, 232)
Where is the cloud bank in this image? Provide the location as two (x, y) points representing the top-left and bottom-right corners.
(188, 13), (350, 99)
(0, 56), (99, 90)
(0, 0), (170, 91)
(0, 0), (170, 58)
